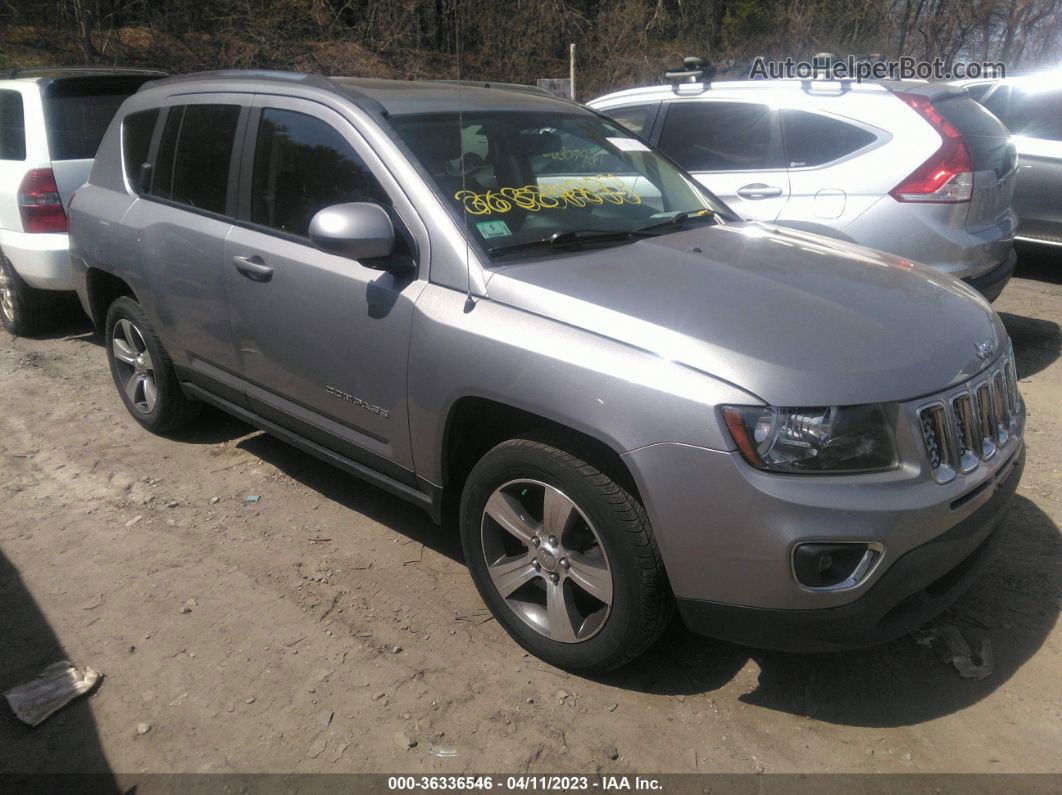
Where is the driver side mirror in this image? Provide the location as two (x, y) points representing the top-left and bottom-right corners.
(309, 202), (406, 270)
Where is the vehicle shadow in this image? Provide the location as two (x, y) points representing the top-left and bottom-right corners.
(598, 494), (1059, 728)
(1015, 241), (1061, 286)
(0, 549), (119, 788)
(181, 419), (1058, 729)
(1000, 311), (1061, 380)
(234, 431), (464, 563)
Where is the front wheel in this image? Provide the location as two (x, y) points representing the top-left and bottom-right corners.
(460, 434), (673, 672)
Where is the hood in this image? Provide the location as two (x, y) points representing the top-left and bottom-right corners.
(484, 222), (1006, 406)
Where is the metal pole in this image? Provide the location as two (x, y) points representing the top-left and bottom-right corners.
(569, 43), (576, 100)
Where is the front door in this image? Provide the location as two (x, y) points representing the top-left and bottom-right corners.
(225, 96), (428, 477)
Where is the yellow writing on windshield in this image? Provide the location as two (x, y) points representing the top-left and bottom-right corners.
(455, 174), (641, 216)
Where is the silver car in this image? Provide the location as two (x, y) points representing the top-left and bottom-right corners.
(965, 70), (1062, 248)
(590, 73), (1019, 301)
(69, 71), (1026, 671)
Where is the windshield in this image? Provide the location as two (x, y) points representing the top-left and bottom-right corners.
(388, 110), (731, 260)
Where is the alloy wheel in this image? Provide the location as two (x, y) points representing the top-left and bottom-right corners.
(0, 266), (15, 324)
(480, 479), (613, 643)
(111, 318), (158, 414)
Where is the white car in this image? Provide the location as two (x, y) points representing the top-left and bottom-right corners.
(0, 67), (163, 335)
(589, 68), (1018, 300)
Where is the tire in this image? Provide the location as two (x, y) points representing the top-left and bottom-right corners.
(104, 296), (200, 434)
(460, 433), (673, 672)
(0, 249), (48, 337)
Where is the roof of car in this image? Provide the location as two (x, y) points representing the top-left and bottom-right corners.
(589, 78), (958, 105)
(5, 66), (167, 81)
(137, 70), (580, 116)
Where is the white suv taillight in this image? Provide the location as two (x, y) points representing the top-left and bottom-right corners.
(889, 92), (973, 204)
(17, 168), (69, 233)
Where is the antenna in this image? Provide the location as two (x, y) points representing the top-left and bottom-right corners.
(456, 0), (474, 312)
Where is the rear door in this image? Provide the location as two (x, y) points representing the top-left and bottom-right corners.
(224, 95), (427, 476)
(41, 76), (157, 207)
(654, 99), (788, 220)
(118, 96), (247, 398)
(778, 108), (883, 227)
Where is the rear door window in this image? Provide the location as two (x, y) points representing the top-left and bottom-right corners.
(250, 107), (390, 238)
(657, 101), (782, 172)
(150, 104), (241, 215)
(42, 76), (154, 160)
(0, 90), (26, 160)
(603, 103), (658, 138)
(780, 110), (877, 168)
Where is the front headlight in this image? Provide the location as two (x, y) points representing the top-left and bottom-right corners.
(721, 404), (896, 474)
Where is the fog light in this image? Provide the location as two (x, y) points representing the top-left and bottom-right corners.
(792, 542), (883, 590)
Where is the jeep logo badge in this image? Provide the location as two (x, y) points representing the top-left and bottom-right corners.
(975, 340), (995, 361)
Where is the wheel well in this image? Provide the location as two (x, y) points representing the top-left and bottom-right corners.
(86, 269), (135, 328)
(442, 397), (641, 509)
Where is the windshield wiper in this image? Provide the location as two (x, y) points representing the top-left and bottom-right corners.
(488, 228), (643, 257)
(633, 210), (721, 235)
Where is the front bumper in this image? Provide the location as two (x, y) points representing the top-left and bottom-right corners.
(674, 444), (1023, 651)
(962, 247), (1016, 302)
(0, 230), (75, 291)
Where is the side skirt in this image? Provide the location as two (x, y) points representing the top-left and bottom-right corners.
(181, 382), (443, 523)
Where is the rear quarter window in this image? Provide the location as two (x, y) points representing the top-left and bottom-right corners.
(780, 110), (877, 168)
(0, 90), (26, 160)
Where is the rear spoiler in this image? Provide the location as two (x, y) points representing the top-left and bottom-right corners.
(8, 66), (168, 79)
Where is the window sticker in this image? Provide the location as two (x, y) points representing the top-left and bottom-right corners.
(543, 147), (608, 168)
(476, 220), (512, 238)
(607, 137), (650, 153)
(455, 174), (642, 216)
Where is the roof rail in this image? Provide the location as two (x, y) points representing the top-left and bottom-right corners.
(799, 52), (853, 94)
(142, 70), (391, 116)
(665, 57), (715, 93)
(8, 65), (169, 79)
(432, 79), (557, 98)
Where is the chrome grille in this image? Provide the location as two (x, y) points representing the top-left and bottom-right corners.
(949, 392), (979, 473)
(974, 381), (997, 461)
(917, 354), (1021, 484)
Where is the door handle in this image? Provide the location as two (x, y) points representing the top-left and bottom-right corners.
(736, 183), (784, 200)
(232, 255), (274, 282)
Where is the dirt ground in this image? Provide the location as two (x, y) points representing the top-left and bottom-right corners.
(0, 248), (1059, 777)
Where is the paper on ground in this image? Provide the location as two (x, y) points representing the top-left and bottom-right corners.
(4, 660), (101, 726)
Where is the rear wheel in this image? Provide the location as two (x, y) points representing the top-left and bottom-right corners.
(0, 250), (48, 337)
(105, 296), (199, 434)
(460, 434), (672, 672)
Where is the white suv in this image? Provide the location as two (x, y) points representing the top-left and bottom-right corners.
(589, 71), (1019, 300)
(0, 67), (163, 335)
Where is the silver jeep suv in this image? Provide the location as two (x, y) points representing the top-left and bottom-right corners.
(69, 71), (1026, 671)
